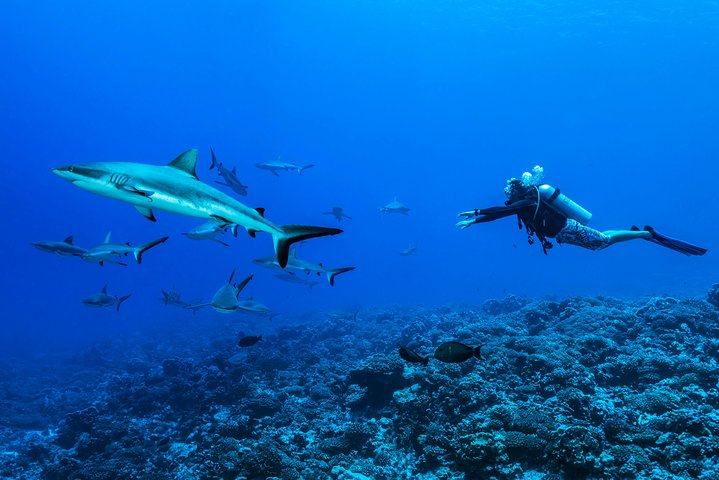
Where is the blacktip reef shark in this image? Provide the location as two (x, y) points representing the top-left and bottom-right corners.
(255, 156), (314, 176)
(182, 221), (237, 247)
(237, 296), (279, 319)
(380, 198), (410, 215)
(32, 235), (87, 257)
(210, 147), (248, 197)
(52, 149), (342, 268)
(187, 269), (254, 314)
(253, 249), (355, 286)
(274, 273), (319, 289)
(323, 207), (352, 223)
(82, 285), (131, 311)
(81, 231), (168, 266)
(399, 243), (418, 256)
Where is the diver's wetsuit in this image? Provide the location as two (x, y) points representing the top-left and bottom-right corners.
(465, 189), (612, 254)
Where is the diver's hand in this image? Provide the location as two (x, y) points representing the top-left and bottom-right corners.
(457, 209), (479, 218)
(456, 219), (477, 229)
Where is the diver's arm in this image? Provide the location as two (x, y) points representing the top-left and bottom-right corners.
(455, 199), (536, 229)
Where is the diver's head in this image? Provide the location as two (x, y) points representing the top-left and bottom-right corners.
(504, 178), (531, 204)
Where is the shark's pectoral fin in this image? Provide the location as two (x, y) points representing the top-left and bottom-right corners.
(118, 184), (155, 200)
(248, 229), (258, 238)
(214, 181), (229, 186)
(271, 170), (280, 177)
(134, 205), (157, 222)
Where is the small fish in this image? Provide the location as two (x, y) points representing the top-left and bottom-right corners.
(398, 345), (429, 366)
(238, 335), (262, 348)
(434, 342), (485, 364)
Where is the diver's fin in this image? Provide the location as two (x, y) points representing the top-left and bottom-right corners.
(134, 205), (156, 222)
(642, 225), (707, 256)
(326, 266), (355, 286)
(168, 149), (199, 179)
(273, 225), (342, 268)
(134, 236), (169, 264)
(64, 235), (74, 244)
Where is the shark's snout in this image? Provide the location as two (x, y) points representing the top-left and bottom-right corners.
(52, 166), (74, 180)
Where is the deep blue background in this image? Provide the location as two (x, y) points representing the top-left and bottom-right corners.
(1, 1), (717, 356)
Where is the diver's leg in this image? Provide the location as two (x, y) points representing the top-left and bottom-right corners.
(602, 230), (652, 245)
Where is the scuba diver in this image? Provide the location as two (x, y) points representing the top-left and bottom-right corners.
(456, 166), (707, 256)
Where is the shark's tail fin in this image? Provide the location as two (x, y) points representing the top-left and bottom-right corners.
(210, 146), (218, 170)
(134, 236), (169, 264)
(299, 164), (315, 174)
(116, 294), (131, 312)
(326, 266), (356, 286)
(274, 225), (342, 268)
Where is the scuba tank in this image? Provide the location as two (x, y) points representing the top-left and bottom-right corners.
(536, 184), (592, 225)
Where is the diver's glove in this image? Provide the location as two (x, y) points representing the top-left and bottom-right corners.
(457, 209), (480, 218)
(456, 218), (478, 229)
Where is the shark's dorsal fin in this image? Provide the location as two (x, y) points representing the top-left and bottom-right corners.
(168, 149), (199, 179)
(104, 231), (112, 244)
(64, 235), (74, 244)
(102, 284), (108, 294)
(255, 207), (265, 218)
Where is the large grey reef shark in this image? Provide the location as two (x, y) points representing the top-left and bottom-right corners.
(53, 149), (342, 268)
(209, 147), (248, 197)
(32, 235), (87, 257)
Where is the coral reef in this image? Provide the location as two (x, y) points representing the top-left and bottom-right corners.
(2, 290), (719, 479)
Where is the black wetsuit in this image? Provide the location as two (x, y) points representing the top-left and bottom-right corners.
(472, 193), (567, 254)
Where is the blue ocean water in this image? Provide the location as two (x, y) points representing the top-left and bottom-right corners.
(1, 2), (719, 478)
(2, 0), (716, 355)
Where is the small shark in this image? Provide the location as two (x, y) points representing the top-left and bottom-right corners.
(237, 296), (278, 319)
(400, 243), (418, 256)
(187, 269), (254, 314)
(182, 221), (237, 247)
(82, 285), (131, 311)
(380, 198), (410, 215)
(161, 288), (191, 308)
(255, 156), (314, 176)
(323, 207), (352, 223)
(53, 149), (341, 268)
(274, 273), (319, 289)
(209, 147), (248, 196)
(81, 232), (168, 266)
(32, 235), (87, 257)
(253, 249), (355, 286)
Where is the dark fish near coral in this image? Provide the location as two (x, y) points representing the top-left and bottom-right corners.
(398, 345), (429, 366)
(238, 335), (262, 348)
(434, 342), (484, 363)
